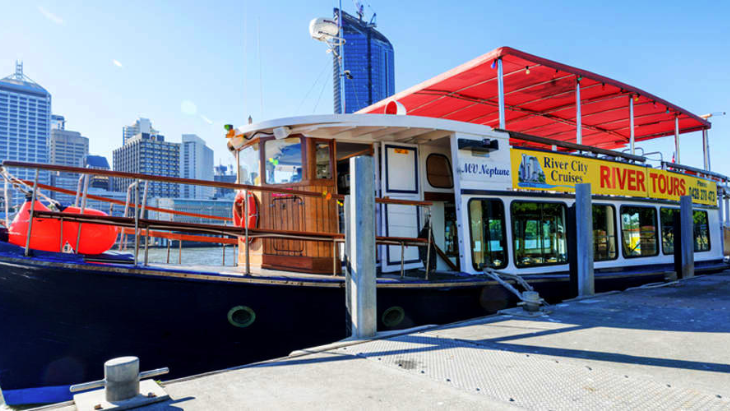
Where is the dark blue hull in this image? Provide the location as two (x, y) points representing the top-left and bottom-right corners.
(0, 242), (724, 405)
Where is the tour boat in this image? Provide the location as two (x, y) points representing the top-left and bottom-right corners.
(0, 47), (727, 405)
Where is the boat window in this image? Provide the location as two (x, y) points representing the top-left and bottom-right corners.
(315, 142), (332, 179)
(661, 208), (711, 254)
(426, 154), (453, 189)
(620, 206), (658, 258)
(511, 201), (568, 268)
(660, 208), (677, 254)
(694, 210), (710, 252)
(238, 143), (260, 185)
(264, 137), (303, 184)
(593, 204), (617, 261)
(468, 199), (507, 270)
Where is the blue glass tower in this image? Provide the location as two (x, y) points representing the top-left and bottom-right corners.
(333, 9), (395, 114)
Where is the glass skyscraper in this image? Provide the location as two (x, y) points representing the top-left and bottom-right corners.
(0, 62), (51, 207)
(333, 9), (395, 114)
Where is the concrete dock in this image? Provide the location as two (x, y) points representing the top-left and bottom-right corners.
(49, 272), (730, 410)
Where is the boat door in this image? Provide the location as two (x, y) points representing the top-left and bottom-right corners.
(380, 142), (422, 273)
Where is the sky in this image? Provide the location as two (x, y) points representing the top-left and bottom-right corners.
(1, 0), (728, 175)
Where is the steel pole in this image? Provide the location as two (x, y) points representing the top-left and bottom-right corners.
(133, 179), (140, 265)
(674, 116), (680, 164)
(347, 155), (376, 338)
(679, 196), (694, 279)
(575, 183), (594, 296)
(74, 174), (90, 253)
(24, 169), (39, 256)
(244, 189), (250, 275)
(497, 58), (506, 129)
(576, 79), (582, 145)
(702, 129), (710, 171)
(629, 96), (635, 155)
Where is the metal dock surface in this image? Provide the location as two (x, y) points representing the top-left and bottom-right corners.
(50, 272), (730, 410)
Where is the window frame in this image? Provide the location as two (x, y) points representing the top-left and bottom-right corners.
(237, 139), (261, 186)
(619, 205), (659, 259)
(425, 153), (454, 189)
(659, 207), (678, 255)
(311, 138), (335, 181)
(592, 203), (618, 262)
(467, 197), (508, 270)
(510, 200), (569, 268)
(693, 209), (711, 253)
(262, 136), (305, 185)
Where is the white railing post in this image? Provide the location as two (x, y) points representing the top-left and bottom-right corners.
(24, 168), (40, 256)
(74, 174), (90, 253)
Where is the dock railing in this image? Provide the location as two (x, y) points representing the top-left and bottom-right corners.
(1, 161), (432, 276)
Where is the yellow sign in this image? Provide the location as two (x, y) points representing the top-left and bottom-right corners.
(511, 148), (717, 206)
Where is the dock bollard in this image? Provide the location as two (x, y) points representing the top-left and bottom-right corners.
(70, 356), (169, 408)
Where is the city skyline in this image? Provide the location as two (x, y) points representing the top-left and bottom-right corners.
(0, 1), (728, 177)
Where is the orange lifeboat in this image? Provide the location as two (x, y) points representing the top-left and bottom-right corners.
(8, 200), (119, 254)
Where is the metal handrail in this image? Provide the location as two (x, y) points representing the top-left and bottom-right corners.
(5, 161), (434, 276)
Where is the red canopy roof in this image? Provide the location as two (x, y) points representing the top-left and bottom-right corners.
(358, 47), (710, 149)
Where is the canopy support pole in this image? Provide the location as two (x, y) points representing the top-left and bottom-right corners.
(702, 129), (711, 171)
(674, 116), (680, 164)
(497, 58), (505, 129)
(575, 78), (582, 145)
(629, 96), (635, 155)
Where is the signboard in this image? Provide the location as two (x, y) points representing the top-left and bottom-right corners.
(510, 148), (717, 206)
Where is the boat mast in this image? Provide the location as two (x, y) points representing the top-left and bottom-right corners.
(338, 0), (345, 114)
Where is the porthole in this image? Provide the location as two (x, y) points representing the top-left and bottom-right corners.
(382, 306), (405, 328)
(228, 306), (256, 328)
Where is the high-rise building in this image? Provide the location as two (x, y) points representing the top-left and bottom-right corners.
(83, 154), (111, 190)
(0, 62), (51, 206)
(213, 163), (236, 199)
(51, 114), (65, 130)
(333, 9), (395, 114)
(49, 125), (89, 203)
(122, 117), (158, 146)
(180, 134), (214, 199)
(113, 132), (180, 197)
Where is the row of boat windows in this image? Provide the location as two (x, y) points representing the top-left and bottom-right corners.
(469, 199), (711, 270)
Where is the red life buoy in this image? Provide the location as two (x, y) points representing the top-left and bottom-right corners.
(8, 201), (118, 254)
(232, 191), (258, 238)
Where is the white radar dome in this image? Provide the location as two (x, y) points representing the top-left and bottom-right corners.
(309, 18), (339, 42)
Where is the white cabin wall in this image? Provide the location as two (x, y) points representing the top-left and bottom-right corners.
(459, 193), (723, 276)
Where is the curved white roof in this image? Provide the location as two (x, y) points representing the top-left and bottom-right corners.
(235, 114), (496, 143)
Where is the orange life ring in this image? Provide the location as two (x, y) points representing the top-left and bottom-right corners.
(232, 191), (258, 236)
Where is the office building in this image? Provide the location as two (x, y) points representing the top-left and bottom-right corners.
(122, 117), (158, 146)
(51, 114), (65, 130)
(113, 132), (180, 197)
(49, 125), (89, 203)
(84, 154), (111, 190)
(214, 164), (236, 199)
(0, 62), (51, 206)
(333, 9), (395, 114)
(180, 134), (214, 199)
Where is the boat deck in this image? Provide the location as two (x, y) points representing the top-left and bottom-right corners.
(46, 271), (730, 410)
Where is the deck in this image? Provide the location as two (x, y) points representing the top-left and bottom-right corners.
(45, 270), (730, 410)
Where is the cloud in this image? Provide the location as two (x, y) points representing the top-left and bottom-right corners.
(112, 60), (123, 68)
(200, 115), (213, 125)
(181, 100), (197, 116)
(37, 6), (64, 25)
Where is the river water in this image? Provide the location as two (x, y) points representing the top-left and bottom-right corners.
(144, 246), (238, 267)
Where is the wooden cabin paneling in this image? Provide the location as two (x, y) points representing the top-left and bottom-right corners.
(238, 136), (340, 274)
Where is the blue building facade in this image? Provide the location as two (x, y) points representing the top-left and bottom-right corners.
(0, 62), (51, 207)
(333, 9), (395, 114)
